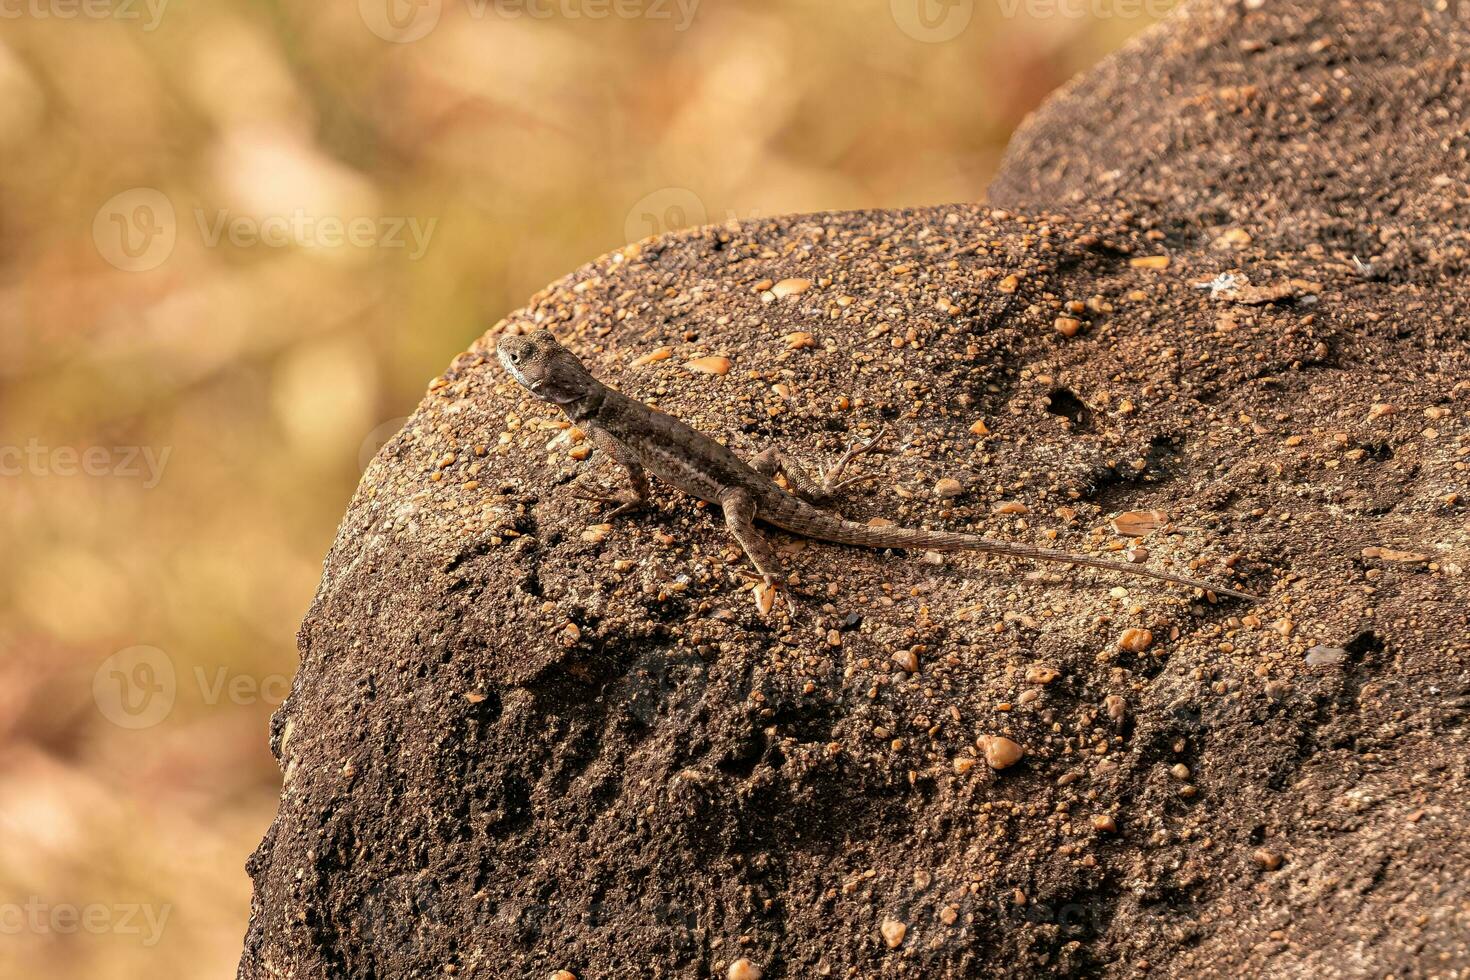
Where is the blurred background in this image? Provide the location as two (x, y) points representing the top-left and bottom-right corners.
(0, 0), (1173, 975)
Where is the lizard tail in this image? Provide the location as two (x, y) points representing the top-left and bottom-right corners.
(762, 507), (1257, 601)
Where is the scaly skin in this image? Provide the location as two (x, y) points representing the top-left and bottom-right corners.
(496, 329), (1257, 609)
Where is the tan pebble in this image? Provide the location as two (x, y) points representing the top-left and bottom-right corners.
(784, 331), (816, 350)
(632, 347), (673, 366)
(771, 278), (812, 298)
(880, 918), (908, 948)
(1105, 694), (1126, 720)
(893, 650), (919, 673)
(550, 972), (577, 980)
(993, 500), (1029, 515)
(953, 756), (976, 775)
(568, 445), (591, 460)
(1425, 406), (1450, 420)
(1130, 255), (1171, 270)
(1054, 316), (1083, 338)
(1118, 628), (1154, 653)
(751, 279), (774, 292)
(464, 692), (487, 704)
(686, 356), (732, 376)
(1111, 509), (1167, 536)
(969, 419), (990, 436)
(727, 959), (762, 980)
(1170, 763), (1191, 780)
(1254, 850), (1283, 871)
(1127, 289), (1149, 301)
(982, 736), (1024, 770)
(1092, 814), (1117, 833)
(934, 478), (964, 499)
(939, 905), (958, 925)
(1025, 666), (1059, 684)
(581, 525), (612, 544)
(1017, 689), (1040, 705)
(1179, 784), (1198, 798)
(1212, 228), (1252, 249)
(997, 274), (1020, 293)
(1367, 403), (1396, 420)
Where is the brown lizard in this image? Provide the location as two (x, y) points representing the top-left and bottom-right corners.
(496, 329), (1257, 611)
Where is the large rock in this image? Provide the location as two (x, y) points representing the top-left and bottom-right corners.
(239, 1), (1469, 976)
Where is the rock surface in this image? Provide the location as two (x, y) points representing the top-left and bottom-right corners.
(239, 1), (1470, 976)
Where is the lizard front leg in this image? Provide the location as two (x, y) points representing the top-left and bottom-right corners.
(748, 426), (887, 507)
(721, 488), (796, 616)
(569, 427), (650, 518)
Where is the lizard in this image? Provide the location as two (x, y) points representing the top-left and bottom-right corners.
(495, 329), (1257, 612)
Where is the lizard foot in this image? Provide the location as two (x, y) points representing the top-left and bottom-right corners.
(750, 576), (801, 620)
(568, 482), (646, 519)
(819, 425), (889, 495)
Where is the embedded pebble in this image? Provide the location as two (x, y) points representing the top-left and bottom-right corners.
(632, 347), (673, 366)
(727, 958), (762, 980)
(1111, 510), (1168, 536)
(686, 356), (732, 376)
(1105, 695), (1127, 720)
(785, 331), (816, 350)
(1025, 666), (1059, 684)
(934, 478), (964, 499)
(1092, 814), (1117, 833)
(982, 736), (1024, 770)
(880, 918), (908, 948)
(771, 277), (812, 298)
(1117, 628), (1154, 653)
(1254, 850), (1283, 871)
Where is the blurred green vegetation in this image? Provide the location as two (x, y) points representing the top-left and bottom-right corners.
(0, 1), (1168, 976)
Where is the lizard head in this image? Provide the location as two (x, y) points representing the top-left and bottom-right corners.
(496, 329), (594, 405)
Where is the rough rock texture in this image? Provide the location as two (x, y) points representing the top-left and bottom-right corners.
(239, 2), (1470, 977)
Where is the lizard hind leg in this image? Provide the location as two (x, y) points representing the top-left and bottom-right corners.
(721, 488), (797, 617)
